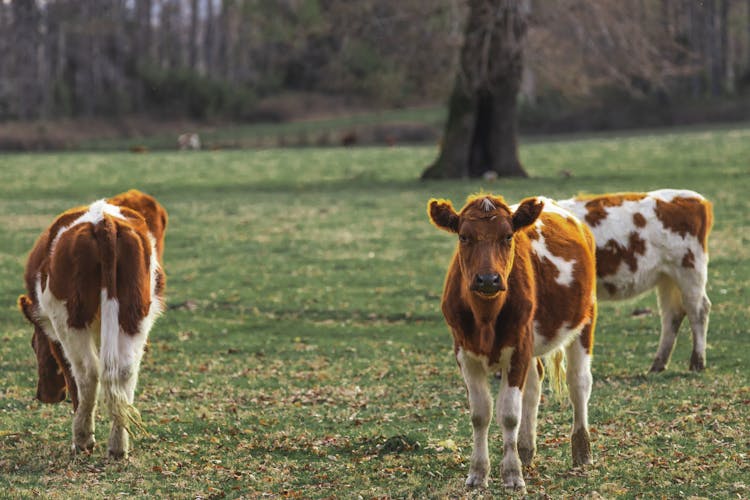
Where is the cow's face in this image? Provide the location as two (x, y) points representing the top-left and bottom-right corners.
(31, 327), (67, 404)
(19, 294), (67, 404)
(429, 195), (543, 298)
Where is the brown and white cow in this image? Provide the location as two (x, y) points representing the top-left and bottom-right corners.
(428, 194), (597, 490)
(18, 190), (167, 458)
(557, 189), (713, 372)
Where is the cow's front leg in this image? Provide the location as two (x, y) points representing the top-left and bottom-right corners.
(457, 349), (491, 488)
(518, 358), (543, 466)
(497, 351), (529, 490)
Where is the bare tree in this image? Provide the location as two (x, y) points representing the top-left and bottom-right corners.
(422, 0), (530, 179)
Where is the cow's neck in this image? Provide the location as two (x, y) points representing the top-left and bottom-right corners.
(465, 287), (507, 326)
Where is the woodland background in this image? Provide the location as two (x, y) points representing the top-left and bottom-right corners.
(1, 0), (750, 150)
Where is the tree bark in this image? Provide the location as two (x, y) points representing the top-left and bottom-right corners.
(422, 0), (528, 180)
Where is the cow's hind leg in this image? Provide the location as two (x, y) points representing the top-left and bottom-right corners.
(457, 350), (491, 488)
(651, 277), (685, 373)
(102, 327), (148, 459)
(54, 325), (99, 453)
(41, 292), (99, 453)
(682, 286), (711, 372)
(518, 359), (543, 466)
(566, 336), (592, 466)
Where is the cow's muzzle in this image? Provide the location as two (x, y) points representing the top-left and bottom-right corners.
(471, 273), (505, 296)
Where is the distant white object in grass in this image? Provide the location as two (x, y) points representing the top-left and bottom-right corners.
(178, 133), (201, 151)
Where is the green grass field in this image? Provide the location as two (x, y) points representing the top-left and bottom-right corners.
(1, 126), (748, 498)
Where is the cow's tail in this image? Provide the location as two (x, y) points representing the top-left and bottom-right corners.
(95, 215), (145, 435)
(543, 349), (567, 402)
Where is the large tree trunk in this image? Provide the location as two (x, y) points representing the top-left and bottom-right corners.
(423, 0), (528, 180)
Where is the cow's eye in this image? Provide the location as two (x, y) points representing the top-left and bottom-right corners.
(504, 234), (513, 243)
(459, 234), (469, 243)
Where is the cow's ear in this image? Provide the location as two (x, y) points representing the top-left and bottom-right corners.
(18, 294), (35, 324)
(512, 198), (544, 232)
(428, 198), (459, 233)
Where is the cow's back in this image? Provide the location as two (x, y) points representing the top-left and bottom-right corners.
(558, 190), (712, 300)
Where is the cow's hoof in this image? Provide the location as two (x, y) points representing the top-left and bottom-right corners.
(502, 470), (526, 491)
(465, 472), (489, 488)
(72, 435), (95, 454)
(571, 428), (592, 466)
(689, 353), (705, 372)
(649, 360), (666, 373)
(108, 448), (128, 460)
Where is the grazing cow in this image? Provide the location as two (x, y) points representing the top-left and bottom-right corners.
(178, 133), (201, 151)
(557, 189), (713, 372)
(18, 190), (167, 458)
(428, 194), (597, 490)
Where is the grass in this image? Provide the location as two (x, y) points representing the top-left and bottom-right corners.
(0, 125), (748, 498)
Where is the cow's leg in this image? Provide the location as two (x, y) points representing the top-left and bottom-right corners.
(497, 352), (528, 490)
(651, 277), (685, 372)
(103, 328), (148, 459)
(683, 285), (711, 372)
(566, 336), (592, 466)
(53, 326), (99, 453)
(518, 358), (543, 466)
(457, 350), (491, 488)
(41, 292), (99, 453)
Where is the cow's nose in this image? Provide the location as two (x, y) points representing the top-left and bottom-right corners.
(473, 273), (505, 294)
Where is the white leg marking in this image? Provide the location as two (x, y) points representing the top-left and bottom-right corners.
(518, 361), (541, 466)
(565, 340), (592, 466)
(497, 381), (524, 490)
(40, 286), (99, 453)
(457, 349), (491, 488)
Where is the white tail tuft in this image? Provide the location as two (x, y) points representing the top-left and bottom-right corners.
(99, 290), (145, 435)
(543, 349), (567, 403)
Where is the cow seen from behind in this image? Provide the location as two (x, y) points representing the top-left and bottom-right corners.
(428, 194), (597, 490)
(18, 189), (167, 459)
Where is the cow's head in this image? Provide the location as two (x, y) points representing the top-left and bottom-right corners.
(31, 328), (68, 404)
(428, 195), (543, 298)
(19, 295), (67, 404)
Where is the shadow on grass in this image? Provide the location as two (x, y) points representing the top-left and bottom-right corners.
(600, 369), (703, 385)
